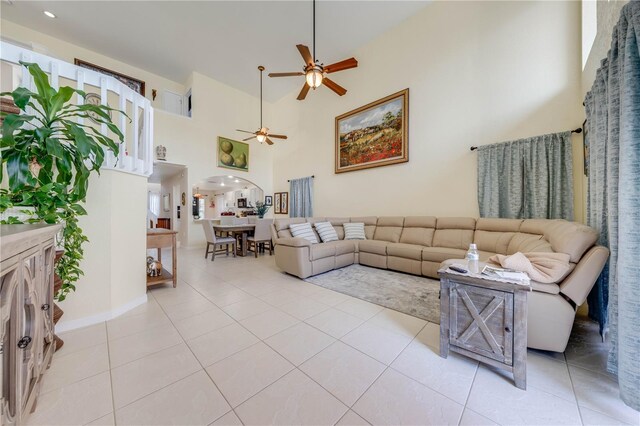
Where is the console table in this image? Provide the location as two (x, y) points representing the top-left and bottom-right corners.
(438, 268), (531, 389)
(1, 224), (61, 425)
(146, 228), (177, 288)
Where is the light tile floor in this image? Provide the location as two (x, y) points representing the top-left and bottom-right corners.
(27, 247), (639, 425)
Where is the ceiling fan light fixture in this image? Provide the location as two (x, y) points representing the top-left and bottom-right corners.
(305, 68), (324, 89)
(256, 134), (267, 143)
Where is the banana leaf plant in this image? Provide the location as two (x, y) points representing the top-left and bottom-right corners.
(0, 61), (127, 301)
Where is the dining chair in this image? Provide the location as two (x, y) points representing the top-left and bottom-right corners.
(247, 218), (274, 258)
(202, 220), (236, 261)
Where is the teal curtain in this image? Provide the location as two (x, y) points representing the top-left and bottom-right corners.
(585, 1), (640, 411)
(289, 176), (313, 218)
(477, 131), (574, 220)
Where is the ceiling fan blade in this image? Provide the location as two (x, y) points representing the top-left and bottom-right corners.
(296, 44), (314, 66)
(268, 134), (288, 139)
(243, 136), (257, 141)
(236, 129), (256, 134)
(323, 78), (347, 96)
(297, 83), (310, 101)
(265, 137), (274, 145)
(325, 57), (358, 74)
(268, 72), (305, 78)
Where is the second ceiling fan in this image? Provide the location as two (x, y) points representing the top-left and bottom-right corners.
(269, 0), (358, 100)
(236, 66), (287, 145)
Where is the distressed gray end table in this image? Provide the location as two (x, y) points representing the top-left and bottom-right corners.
(438, 268), (532, 390)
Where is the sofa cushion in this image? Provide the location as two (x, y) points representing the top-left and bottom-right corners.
(373, 216), (404, 243)
(289, 222), (319, 244)
(433, 217), (476, 250)
(545, 221), (599, 263)
(476, 218), (523, 232)
(507, 233), (552, 254)
(350, 216), (377, 239)
(400, 216), (436, 246)
(310, 243), (335, 261)
(422, 247), (468, 263)
(275, 218), (306, 239)
(387, 243), (423, 261)
(473, 218), (522, 254)
(474, 230), (516, 255)
(530, 281), (560, 295)
(327, 217), (350, 240)
(314, 221), (339, 243)
(321, 240), (357, 256)
(344, 223), (366, 240)
(359, 240), (388, 255)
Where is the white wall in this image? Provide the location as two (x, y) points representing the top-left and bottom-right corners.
(271, 1), (585, 221)
(154, 72), (274, 247)
(57, 170), (148, 331)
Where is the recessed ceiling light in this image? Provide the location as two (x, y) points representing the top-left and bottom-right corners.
(43, 11), (56, 18)
(234, 179), (239, 183)
(220, 182), (225, 186)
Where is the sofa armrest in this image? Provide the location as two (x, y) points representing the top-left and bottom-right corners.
(559, 245), (609, 306)
(275, 237), (312, 248)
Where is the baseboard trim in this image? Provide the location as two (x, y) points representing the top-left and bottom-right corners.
(55, 294), (148, 333)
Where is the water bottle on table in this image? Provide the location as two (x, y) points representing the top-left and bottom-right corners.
(466, 243), (480, 274)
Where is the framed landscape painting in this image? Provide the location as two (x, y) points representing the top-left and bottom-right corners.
(335, 89), (409, 173)
(217, 136), (249, 172)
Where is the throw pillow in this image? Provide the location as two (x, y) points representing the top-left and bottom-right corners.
(314, 221), (339, 243)
(343, 222), (366, 240)
(289, 222), (319, 244)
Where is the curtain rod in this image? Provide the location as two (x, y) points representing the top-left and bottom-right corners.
(287, 175), (315, 182)
(469, 127), (583, 151)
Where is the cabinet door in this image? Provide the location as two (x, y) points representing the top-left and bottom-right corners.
(18, 248), (43, 416)
(449, 283), (513, 364)
(1, 258), (21, 426)
(40, 243), (55, 370)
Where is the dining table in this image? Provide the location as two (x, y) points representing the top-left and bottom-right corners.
(212, 224), (256, 257)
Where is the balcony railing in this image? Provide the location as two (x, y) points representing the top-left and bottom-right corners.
(1, 41), (154, 177)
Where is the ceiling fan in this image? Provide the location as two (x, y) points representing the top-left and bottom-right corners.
(236, 66), (287, 145)
(268, 0), (358, 100)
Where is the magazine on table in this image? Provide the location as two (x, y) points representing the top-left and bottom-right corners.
(481, 265), (530, 284)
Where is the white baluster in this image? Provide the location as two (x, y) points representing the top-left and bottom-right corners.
(76, 70), (85, 126)
(50, 61), (59, 90)
(132, 99), (139, 171)
(119, 88), (127, 169)
(147, 106), (154, 176)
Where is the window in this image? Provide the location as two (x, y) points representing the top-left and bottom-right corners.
(582, 0), (597, 70)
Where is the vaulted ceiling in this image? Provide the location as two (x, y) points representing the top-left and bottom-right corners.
(1, 1), (429, 101)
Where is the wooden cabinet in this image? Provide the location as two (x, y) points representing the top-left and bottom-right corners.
(439, 271), (530, 389)
(146, 228), (177, 288)
(1, 224), (60, 425)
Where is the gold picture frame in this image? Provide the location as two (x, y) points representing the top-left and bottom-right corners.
(335, 89), (409, 174)
(217, 136), (249, 172)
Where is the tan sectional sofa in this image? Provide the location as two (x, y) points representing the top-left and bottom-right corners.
(271, 216), (609, 353)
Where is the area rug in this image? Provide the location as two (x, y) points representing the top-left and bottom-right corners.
(305, 264), (440, 323)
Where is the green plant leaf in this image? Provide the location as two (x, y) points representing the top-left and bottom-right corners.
(64, 122), (93, 156)
(6, 151), (35, 190)
(45, 137), (64, 158)
(48, 86), (75, 120)
(22, 61), (55, 107)
(8, 87), (36, 110)
(1, 114), (36, 147)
